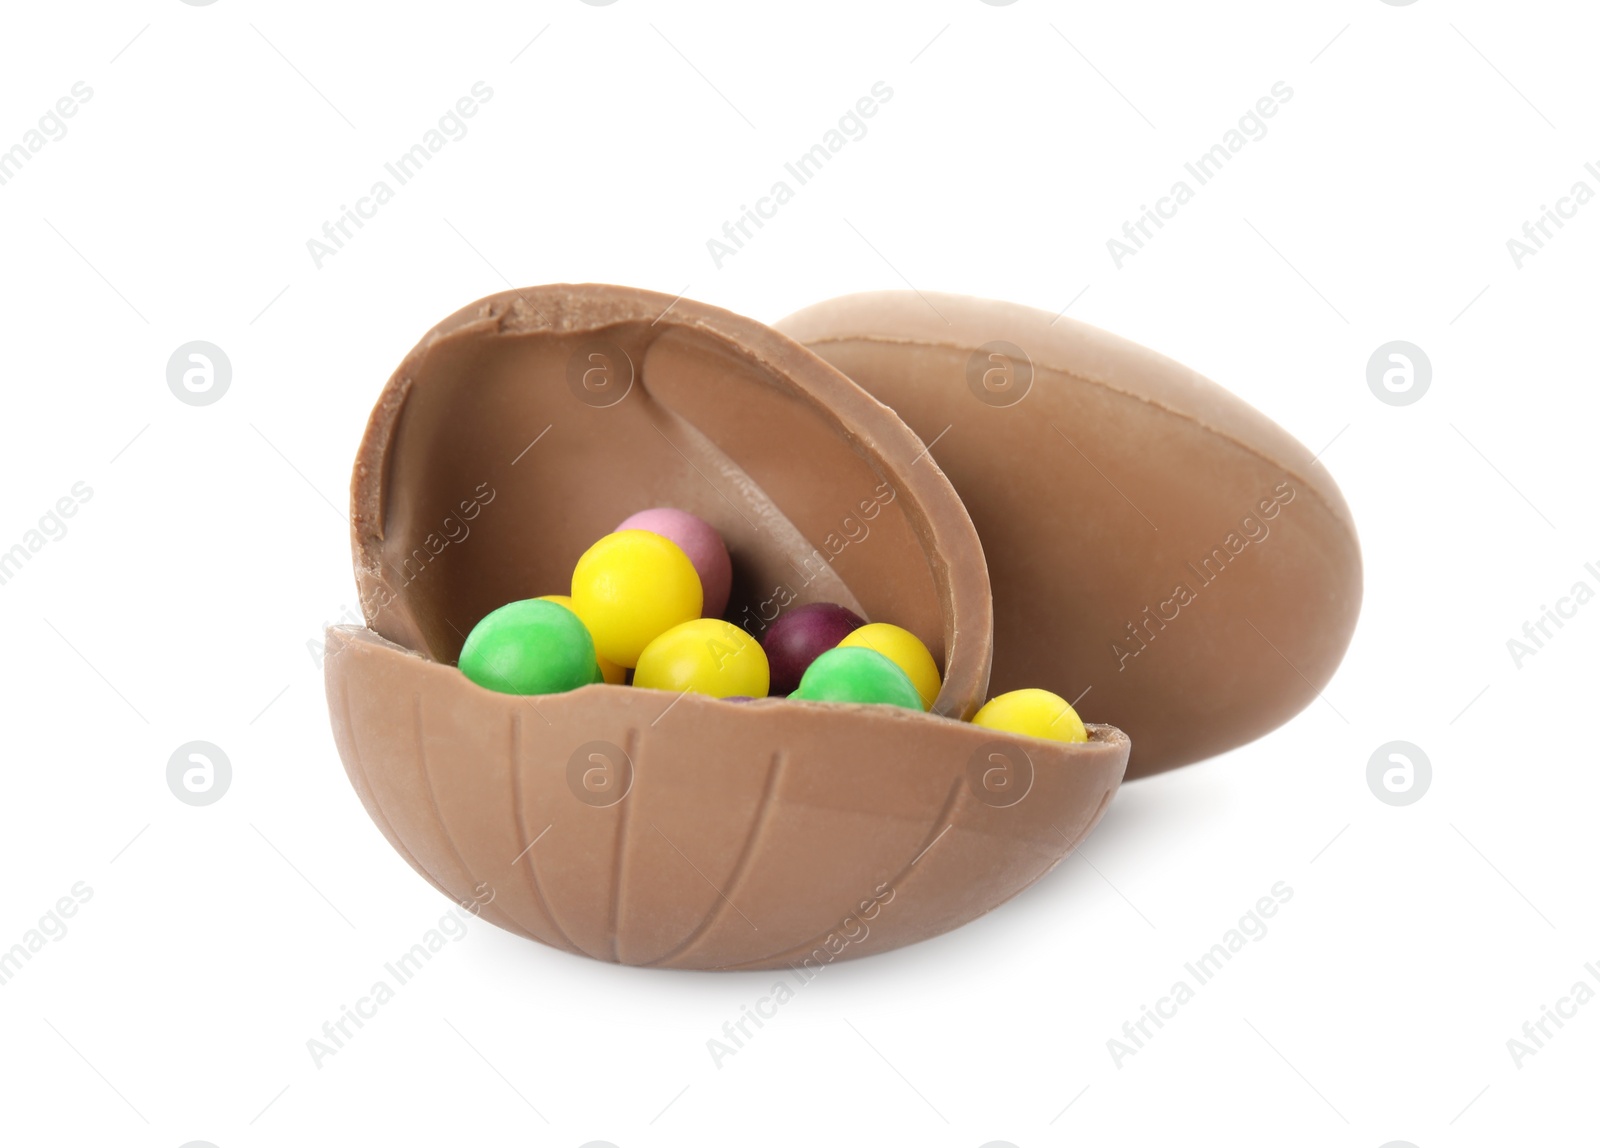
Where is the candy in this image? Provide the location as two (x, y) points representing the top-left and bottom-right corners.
(837, 623), (941, 710)
(457, 598), (596, 695)
(971, 688), (1088, 743)
(537, 594), (625, 684)
(616, 507), (733, 619)
(570, 530), (703, 667)
(634, 618), (770, 698)
(792, 647), (922, 710)
(761, 602), (867, 695)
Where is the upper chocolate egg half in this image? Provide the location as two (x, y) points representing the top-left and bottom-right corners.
(325, 285), (1129, 970)
(777, 291), (1362, 778)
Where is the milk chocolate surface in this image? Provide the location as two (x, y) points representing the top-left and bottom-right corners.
(777, 291), (1362, 777)
(326, 285), (1130, 968)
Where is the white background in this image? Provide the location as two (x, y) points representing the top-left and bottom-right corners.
(1, 1), (1595, 1145)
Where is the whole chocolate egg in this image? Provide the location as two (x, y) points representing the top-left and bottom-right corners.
(778, 292), (1362, 778)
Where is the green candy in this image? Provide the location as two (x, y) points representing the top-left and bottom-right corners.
(792, 647), (922, 710)
(458, 599), (596, 695)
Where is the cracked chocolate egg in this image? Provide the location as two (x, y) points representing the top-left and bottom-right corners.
(777, 292), (1362, 778)
(325, 285), (1129, 969)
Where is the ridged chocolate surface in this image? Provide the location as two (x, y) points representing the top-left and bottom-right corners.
(327, 626), (1126, 969)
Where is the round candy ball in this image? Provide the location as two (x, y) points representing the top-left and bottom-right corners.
(634, 618), (770, 699)
(615, 507), (733, 619)
(458, 599), (596, 696)
(837, 623), (941, 710)
(537, 594), (624, 684)
(971, 688), (1089, 743)
(761, 602), (867, 695)
(571, 530), (703, 668)
(792, 647), (922, 710)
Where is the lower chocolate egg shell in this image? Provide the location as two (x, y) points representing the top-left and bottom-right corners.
(777, 292), (1362, 778)
(326, 625), (1127, 969)
(327, 284), (1131, 968)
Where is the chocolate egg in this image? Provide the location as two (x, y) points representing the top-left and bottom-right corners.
(777, 292), (1361, 778)
(326, 285), (1129, 969)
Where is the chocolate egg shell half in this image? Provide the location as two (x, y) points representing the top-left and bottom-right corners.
(326, 284), (1130, 969)
(777, 292), (1362, 778)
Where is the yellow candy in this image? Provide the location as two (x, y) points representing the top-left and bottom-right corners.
(537, 595), (625, 684)
(837, 623), (940, 710)
(570, 531), (703, 667)
(634, 618), (770, 698)
(971, 688), (1088, 743)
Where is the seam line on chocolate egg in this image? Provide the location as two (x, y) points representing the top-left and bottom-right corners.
(508, 709), (585, 956)
(643, 749), (785, 969)
(1243, 619), (1350, 724)
(412, 694), (535, 949)
(607, 727), (640, 963)
(711, 773), (966, 971)
(798, 334), (1359, 550)
(336, 676), (457, 906)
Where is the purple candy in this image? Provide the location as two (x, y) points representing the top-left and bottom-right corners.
(761, 602), (867, 696)
(615, 507), (733, 620)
